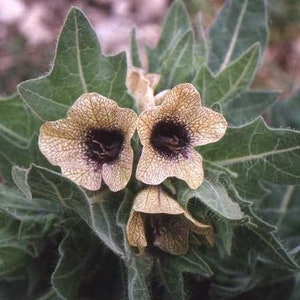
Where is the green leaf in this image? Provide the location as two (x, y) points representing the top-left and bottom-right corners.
(0, 186), (60, 257)
(208, 0), (268, 73)
(127, 256), (153, 300)
(52, 220), (126, 300)
(0, 94), (45, 183)
(51, 223), (95, 300)
(157, 248), (213, 300)
(291, 273), (300, 300)
(203, 118), (300, 185)
(270, 89), (300, 129)
(0, 247), (29, 278)
(0, 184), (60, 222)
(130, 28), (142, 68)
(256, 183), (300, 241)
(214, 220), (235, 256)
(223, 91), (278, 126)
(232, 189), (299, 269)
(18, 7), (133, 122)
(0, 212), (30, 278)
(147, 0), (191, 74)
(13, 165), (126, 257)
(89, 192), (125, 258)
(178, 179), (245, 222)
(227, 276), (299, 300)
(0, 94), (40, 143)
(193, 14), (207, 61)
(192, 43), (260, 107)
(157, 31), (194, 90)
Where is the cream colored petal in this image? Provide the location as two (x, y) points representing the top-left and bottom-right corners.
(67, 93), (118, 128)
(182, 212), (214, 247)
(159, 83), (202, 114)
(154, 89), (170, 106)
(172, 149), (204, 190)
(116, 107), (138, 138)
(39, 119), (86, 167)
(136, 147), (203, 189)
(183, 107), (227, 147)
(126, 210), (147, 253)
(60, 163), (102, 191)
(156, 83), (227, 146)
(133, 186), (184, 214)
(101, 143), (134, 192)
(136, 109), (158, 145)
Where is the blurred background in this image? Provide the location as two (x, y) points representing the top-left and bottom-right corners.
(0, 0), (300, 99)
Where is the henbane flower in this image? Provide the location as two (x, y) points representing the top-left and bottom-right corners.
(126, 185), (214, 255)
(39, 93), (137, 192)
(136, 83), (227, 189)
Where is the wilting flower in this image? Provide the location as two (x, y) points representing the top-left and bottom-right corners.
(136, 83), (227, 189)
(126, 186), (214, 255)
(39, 93), (137, 191)
(126, 67), (160, 112)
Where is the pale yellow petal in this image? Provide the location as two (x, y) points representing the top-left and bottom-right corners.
(172, 149), (204, 189)
(126, 210), (147, 253)
(159, 83), (202, 114)
(116, 107), (138, 138)
(60, 164), (102, 191)
(39, 119), (86, 166)
(136, 109), (158, 145)
(136, 147), (203, 189)
(67, 93), (118, 128)
(183, 107), (228, 147)
(150, 83), (227, 147)
(133, 186), (184, 214)
(154, 89), (170, 106)
(101, 143), (134, 192)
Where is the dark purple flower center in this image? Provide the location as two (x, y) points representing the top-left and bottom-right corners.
(84, 128), (124, 167)
(150, 120), (190, 158)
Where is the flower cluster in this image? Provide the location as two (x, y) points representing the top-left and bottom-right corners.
(39, 77), (227, 255)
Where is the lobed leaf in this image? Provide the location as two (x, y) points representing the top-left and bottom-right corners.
(157, 249), (213, 300)
(13, 165), (126, 258)
(51, 224), (96, 300)
(232, 189), (299, 269)
(202, 117), (300, 185)
(127, 256), (153, 300)
(192, 43), (260, 107)
(208, 0), (268, 73)
(223, 91), (278, 126)
(256, 182), (300, 244)
(147, 0), (192, 74)
(18, 7), (133, 122)
(0, 94), (40, 144)
(271, 89), (300, 129)
(178, 179), (245, 222)
(130, 28), (142, 68)
(157, 31), (194, 90)
(0, 94), (45, 184)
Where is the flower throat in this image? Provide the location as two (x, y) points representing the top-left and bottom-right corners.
(84, 128), (124, 165)
(150, 120), (190, 158)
